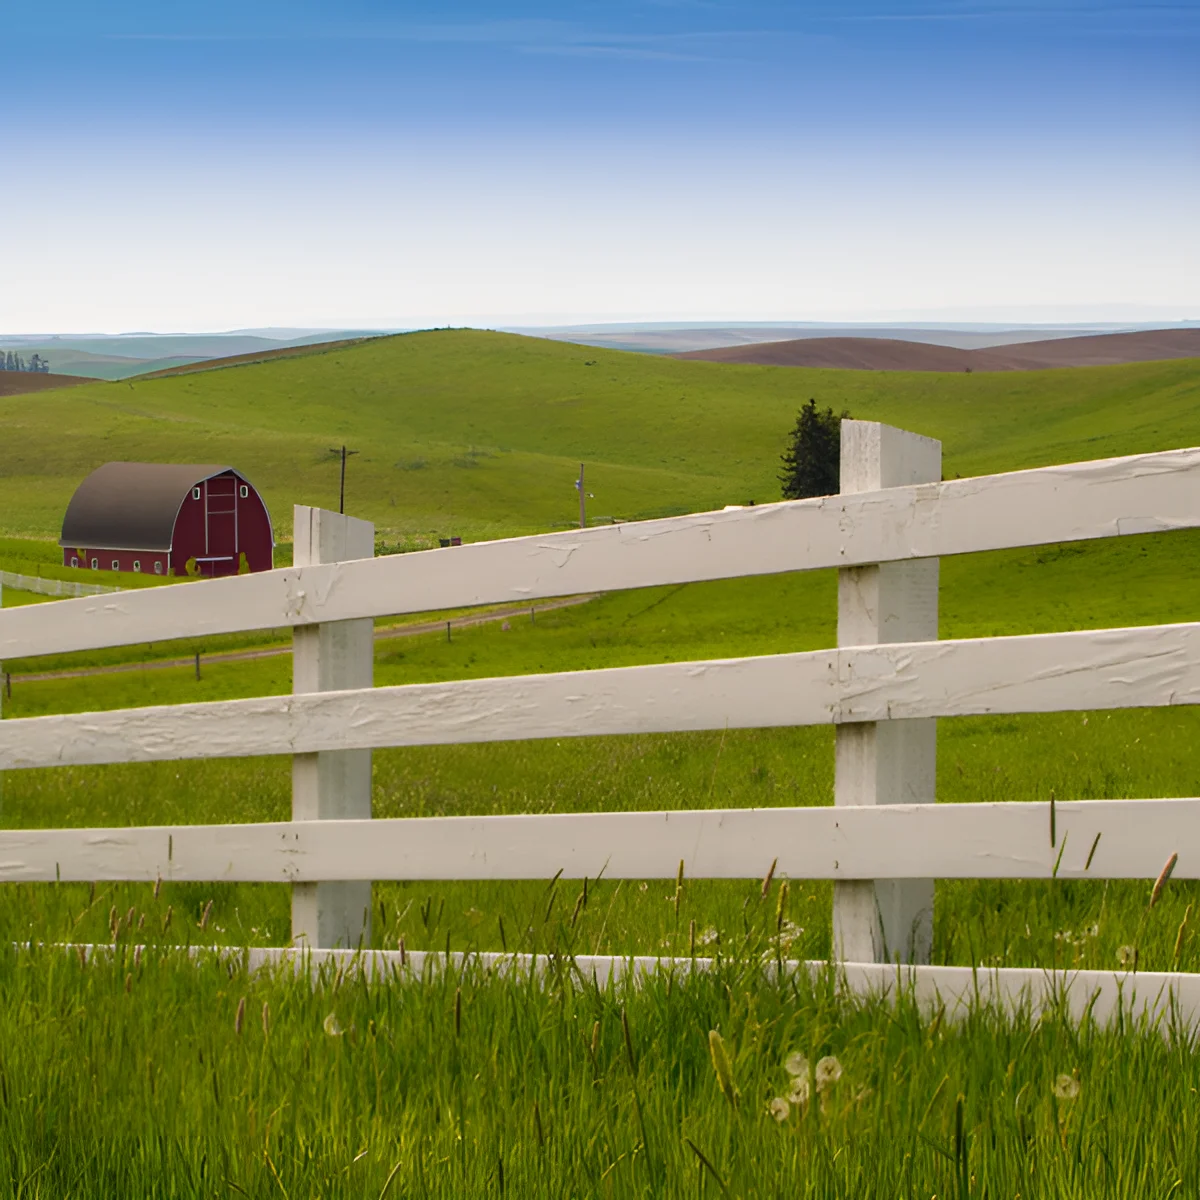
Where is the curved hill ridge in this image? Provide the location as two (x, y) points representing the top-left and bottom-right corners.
(676, 328), (1200, 371)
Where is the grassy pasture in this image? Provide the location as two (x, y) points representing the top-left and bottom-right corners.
(2, 330), (1199, 546)
(3, 336), (1200, 1191)
(1, 943), (1198, 1198)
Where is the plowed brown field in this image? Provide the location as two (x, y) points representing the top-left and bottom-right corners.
(0, 372), (99, 396)
(676, 327), (1200, 371)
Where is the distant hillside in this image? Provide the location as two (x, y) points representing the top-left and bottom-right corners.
(1, 329), (1198, 545)
(4, 350), (208, 380)
(676, 328), (1200, 371)
(524, 322), (1152, 355)
(0, 372), (99, 397)
(137, 336), (379, 379)
(0, 330), (392, 380)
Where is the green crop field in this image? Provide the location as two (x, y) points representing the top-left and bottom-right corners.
(2, 334), (1200, 1194)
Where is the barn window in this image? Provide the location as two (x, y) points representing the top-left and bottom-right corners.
(193, 487), (201, 500)
(70, 556), (78, 567)
(239, 484), (249, 498)
(112, 560), (120, 571)
(154, 562), (163, 575)
(133, 560), (141, 572)
(91, 558), (98, 569)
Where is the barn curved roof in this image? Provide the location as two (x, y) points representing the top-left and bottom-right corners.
(59, 462), (241, 551)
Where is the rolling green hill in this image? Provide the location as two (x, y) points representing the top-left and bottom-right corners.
(2, 329), (1198, 548)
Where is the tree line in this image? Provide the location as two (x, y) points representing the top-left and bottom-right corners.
(1, 351), (51, 373)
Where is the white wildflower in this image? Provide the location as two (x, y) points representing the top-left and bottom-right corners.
(815, 1056), (843, 1093)
(784, 1052), (809, 1077)
(768, 1096), (790, 1123)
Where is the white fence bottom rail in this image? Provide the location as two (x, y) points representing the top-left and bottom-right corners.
(31, 943), (1200, 1033)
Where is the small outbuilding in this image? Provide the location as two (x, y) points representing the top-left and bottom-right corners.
(60, 462), (274, 578)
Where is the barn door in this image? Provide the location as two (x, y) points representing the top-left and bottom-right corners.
(204, 474), (238, 576)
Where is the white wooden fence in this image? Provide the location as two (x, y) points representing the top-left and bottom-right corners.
(0, 569), (120, 599)
(2, 421), (1200, 1022)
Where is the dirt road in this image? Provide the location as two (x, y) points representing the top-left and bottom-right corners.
(9, 594), (594, 684)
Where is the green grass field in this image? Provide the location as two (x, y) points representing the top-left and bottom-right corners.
(3, 329), (1200, 547)
(2, 335), (1200, 1194)
(2, 942), (1197, 1198)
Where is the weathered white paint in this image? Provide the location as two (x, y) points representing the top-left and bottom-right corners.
(30, 943), (1200, 1032)
(0, 798), (1194, 884)
(290, 506), (374, 951)
(835, 420), (940, 965)
(4, 444), (1199, 662)
(4, 620), (1199, 771)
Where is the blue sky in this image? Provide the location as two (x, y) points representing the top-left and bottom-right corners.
(3, 2), (1197, 331)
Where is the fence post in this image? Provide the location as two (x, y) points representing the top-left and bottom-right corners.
(832, 420), (941, 964)
(291, 505), (375, 950)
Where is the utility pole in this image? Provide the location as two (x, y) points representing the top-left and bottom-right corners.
(329, 445), (360, 514)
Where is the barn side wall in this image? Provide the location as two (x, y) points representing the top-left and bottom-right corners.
(62, 548), (169, 576)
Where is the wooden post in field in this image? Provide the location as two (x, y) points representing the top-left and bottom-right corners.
(833, 421), (941, 964)
(291, 505), (375, 949)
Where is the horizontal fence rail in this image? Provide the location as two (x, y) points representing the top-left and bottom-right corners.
(3, 445), (1199, 662)
(17, 944), (1200, 1031)
(0, 798), (1195, 884)
(22, 944), (1200, 1031)
(3, 620), (1199, 771)
(0, 570), (121, 599)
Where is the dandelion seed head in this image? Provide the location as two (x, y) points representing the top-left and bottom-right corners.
(769, 1096), (790, 1122)
(788, 1074), (811, 1105)
(1118, 944), (1137, 968)
(1054, 1074), (1080, 1100)
(323, 1012), (344, 1038)
(784, 1052), (809, 1078)
(815, 1056), (843, 1092)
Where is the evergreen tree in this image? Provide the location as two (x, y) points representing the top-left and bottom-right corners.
(778, 398), (849, 499)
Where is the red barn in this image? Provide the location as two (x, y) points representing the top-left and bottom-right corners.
(60, 463), (275, 578)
